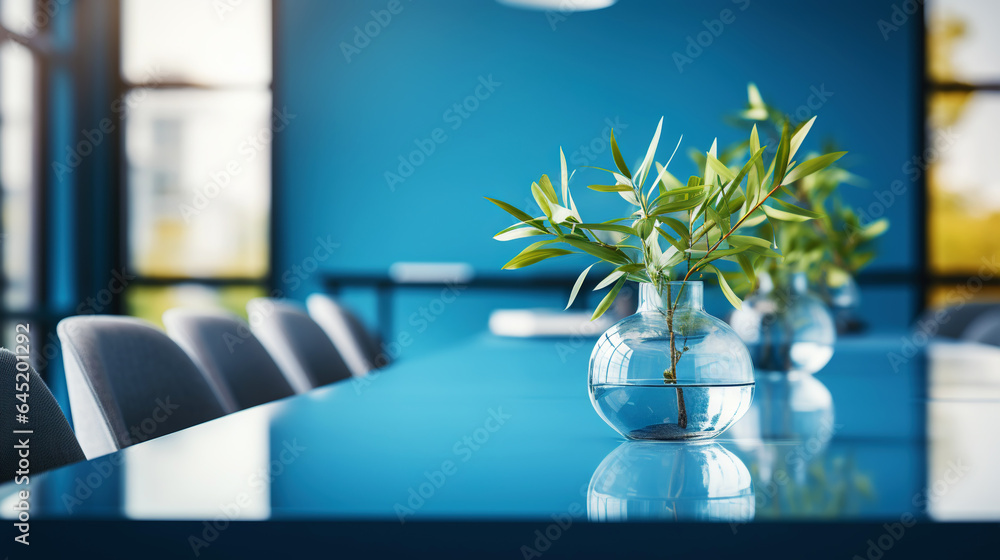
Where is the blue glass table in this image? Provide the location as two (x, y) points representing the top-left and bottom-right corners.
(4, 331), (998, 527)
(0, 335), (1000, 523)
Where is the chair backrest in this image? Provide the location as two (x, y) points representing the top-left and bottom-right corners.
(963, 310), (1000, 347)
(306, 293), (385, 376)
(163, 308), (296, 412)
(247, 298), (352, 393)
(921, 302), (1000, 339)
(0, 348), (85, 480)
(57, 316), (227, 458)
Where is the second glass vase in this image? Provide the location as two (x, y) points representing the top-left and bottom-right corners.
(728, 273), (836, 376)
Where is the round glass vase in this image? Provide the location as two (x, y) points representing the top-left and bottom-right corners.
(728, 272), (836, 377)
(588, 281), (755, 441)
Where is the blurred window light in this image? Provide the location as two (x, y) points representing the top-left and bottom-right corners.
(0, 0), (38, 36)
(928, 92), (1000, 274)
(120, 0), (272, 318)
(125, 284), (265, 328)
(125, 89), (271, 278)
(0, 39), (39, 310)
(121, 0), (271, 87)
(927, 0), (1000, 83)
(926, 0), (1000, 297)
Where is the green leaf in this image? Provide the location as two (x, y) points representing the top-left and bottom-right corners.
(485, 197), (536, 225)
(501, 247), (573, 270)
(494, 225), (547, 241)
(690, 246), (748, 268)
(649, 186), (706, 206)
(654, 227), (687, 252)
(782, 151), (846, 185)
(531, 181), (553, 220)
(736, 253), (756, 284)
(727, 234), (773, 249)
(594, 269), (625, 290)
(789, 116), (816, 160)
(565, 264), (594, 309)
(705, 263), (742, 310)
(739, 209), (768, 228)
(587, 184), (634, 192)
(704, 139), (719, 186)
(773, 120), (792, 187)
(861, 218), (890, 239)
(610, 129), (631, 179)
(592, 276), (627, 321)
(563, 238), (631, 265)
(538, 174), (558, 203)
(635, 117), (663, 187)
(659, 216), (690, 241)
(559, 147), (569, 205)
(650, 193), (707, 216)
(576, 223), (635, 236)
(771, 197), (824, 219)
(706, 153), (736, 183)
(761, 203), (815, 222)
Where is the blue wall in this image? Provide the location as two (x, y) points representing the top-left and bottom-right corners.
(275, 0), (920, 350)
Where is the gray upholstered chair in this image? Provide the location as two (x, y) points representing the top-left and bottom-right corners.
(57, 316), (227, 458)
(1, 348), (85, 480)
(163, 308), (296, 412)
(921, 302), (1000, 339)
(247, 298), (352, 393)
(306, 293), (385, 376)
(963, 310), (1000, 347)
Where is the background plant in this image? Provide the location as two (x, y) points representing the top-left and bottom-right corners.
(721, 84), (889, 294)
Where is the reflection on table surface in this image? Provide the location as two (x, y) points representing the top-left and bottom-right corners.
(1, 333), (998, 523)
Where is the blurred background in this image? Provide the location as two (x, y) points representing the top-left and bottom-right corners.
(0, 0), (998, 401)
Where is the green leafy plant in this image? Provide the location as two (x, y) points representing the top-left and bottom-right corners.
(488, 116), (844, 425)
(726, 84), (889, 293)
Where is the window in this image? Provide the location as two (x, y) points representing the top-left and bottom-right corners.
(926, 0), (1000, 302)
(0, 0), (44, 349)
(119, 0), (273, 323)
